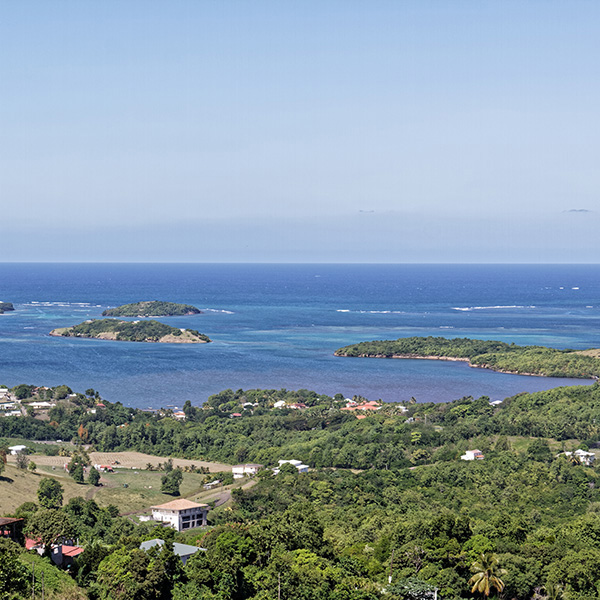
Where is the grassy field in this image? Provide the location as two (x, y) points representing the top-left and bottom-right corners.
(1, 448), (246, 516)
(4, 447), (231, 472)
(0, 465), (91, 514)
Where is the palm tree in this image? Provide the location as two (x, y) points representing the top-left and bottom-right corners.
(543, 583), (564, 600)
(468, 552), (507, 598)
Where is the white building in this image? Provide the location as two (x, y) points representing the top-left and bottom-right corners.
(28, 401), (56, 409)
(8, 445), (27, 455)
(460, 450), (484, 461)
(273, 400), (287, 409)
(232, 463), (264, 479)
(151, 499), (209, 532)
(564, 449), (596, 466)
(277, 459), (309, 473)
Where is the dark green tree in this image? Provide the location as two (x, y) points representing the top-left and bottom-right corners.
(72, 463), (85, 484)
(25, 508), (74, 553)
(88, 466), (101, 486)
(37, 477), (63, 508)
(0, 539), (28, 597)
(161, 468), (183, 496)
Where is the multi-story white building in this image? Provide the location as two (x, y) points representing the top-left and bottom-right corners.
(151, 499), (209, 532)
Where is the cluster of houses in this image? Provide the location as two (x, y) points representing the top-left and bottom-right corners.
(459, 448), (596, 466)
(0, 388), (60, 418)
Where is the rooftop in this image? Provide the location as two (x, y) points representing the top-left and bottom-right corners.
(140, 538), (206, 556)
(151, 499), (209, 511)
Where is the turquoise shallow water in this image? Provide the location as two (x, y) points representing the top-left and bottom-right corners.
(0, 263), (598, 408)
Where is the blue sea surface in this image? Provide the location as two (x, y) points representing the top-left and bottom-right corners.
(0, 263), (598, 409)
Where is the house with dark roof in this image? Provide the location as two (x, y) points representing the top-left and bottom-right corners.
(140, 538), (205, 565)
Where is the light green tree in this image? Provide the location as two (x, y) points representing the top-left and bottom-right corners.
(468, 553), (507, 598)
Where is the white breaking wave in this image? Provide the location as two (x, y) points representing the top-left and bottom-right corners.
(451, 305), (536, 312)
(336, 309), (405, 314)
(203, 308), (234, 314)
(24, 301), (96, 307)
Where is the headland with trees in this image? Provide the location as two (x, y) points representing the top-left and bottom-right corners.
(335, 336), (600, 379)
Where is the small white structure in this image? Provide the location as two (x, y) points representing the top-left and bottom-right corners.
(27, 401), (55, 409)
(151, 499), (209, 532)
(273, 400), (287, 409)
(0, 388), (9, 397)
(277, 459), (309, 473)
(2, 411), (22, 417)
(8, 445), (27, 455)
(461, 450), (484, 461)
(232, 463), (264, 479)
(564, 449), (596, 466)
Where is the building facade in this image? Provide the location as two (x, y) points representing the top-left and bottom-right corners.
(151, 499), (209, 531)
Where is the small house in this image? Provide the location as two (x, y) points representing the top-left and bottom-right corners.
(461, 450), (484, 461)
(232, 463), (264, 479)
(277, 459), (309, 474)
(140, 539), (205, 565)
(563, 449), (596, 466)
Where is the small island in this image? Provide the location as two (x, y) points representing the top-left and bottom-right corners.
(0, 302), (15, 314)
(102, 301), (202, 317)
(335, 336), (600, 379)
(50, 319), (211, 343)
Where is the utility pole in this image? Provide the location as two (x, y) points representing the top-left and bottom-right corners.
(31, 562), (35, 600)
(388, 549), (395, 584)
(42, 571), (45, 600)
(278, 572), (281, 600)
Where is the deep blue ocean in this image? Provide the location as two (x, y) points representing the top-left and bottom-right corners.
(0, 263), (598, 409)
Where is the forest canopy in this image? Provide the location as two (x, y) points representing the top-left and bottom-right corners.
(335, 336), (600, 378)
(102, 300), (202, 317)
(49, 319), (211, 343)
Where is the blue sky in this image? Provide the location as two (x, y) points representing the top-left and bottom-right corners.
(1, 1), (599, 262)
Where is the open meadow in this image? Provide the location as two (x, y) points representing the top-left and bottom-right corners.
(1, 450), (237, 515)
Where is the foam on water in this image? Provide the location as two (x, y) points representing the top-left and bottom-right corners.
(1, 263), (599, 407)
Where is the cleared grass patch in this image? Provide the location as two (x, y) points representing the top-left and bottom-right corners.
(0, 465), (91, 513)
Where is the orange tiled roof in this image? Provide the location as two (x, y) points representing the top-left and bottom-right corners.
(151, 499), (209, 511)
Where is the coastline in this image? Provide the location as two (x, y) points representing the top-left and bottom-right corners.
(334, 352), (598, 381)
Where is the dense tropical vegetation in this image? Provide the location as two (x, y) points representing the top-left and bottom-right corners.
(49, 318), (211, 343)
(4, 380), (600, 597)
(335, 336), (600, 378)
(102, 301), (202, 317)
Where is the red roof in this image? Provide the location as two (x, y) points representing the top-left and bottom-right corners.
(62, 545), (84, 557)
(26, 537), (41, 550)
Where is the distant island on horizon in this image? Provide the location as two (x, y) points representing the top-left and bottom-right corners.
(0, 302), (15, 314)
(102, 300), (202, 317)
(50, 318), (211, 344)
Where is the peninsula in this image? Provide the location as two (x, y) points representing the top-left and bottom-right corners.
(50, 318), (211, 343)
(335, 335), (600, 379)
(102, 301), (202, 317)
(0, 302), (15, 314)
